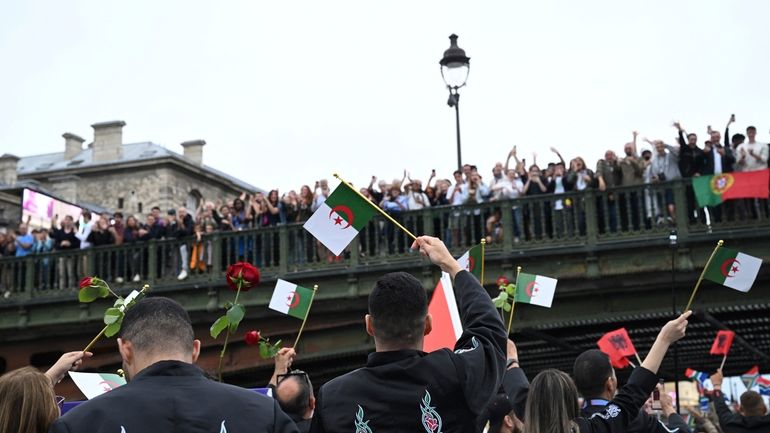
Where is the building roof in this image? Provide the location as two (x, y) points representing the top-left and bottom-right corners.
(16, 142), (261, 193)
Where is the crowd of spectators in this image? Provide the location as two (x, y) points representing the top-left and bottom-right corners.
(0, 115), (768, 290)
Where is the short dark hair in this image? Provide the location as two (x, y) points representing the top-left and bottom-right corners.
(368, 272), (427, 346)
(687, 133), (697, 140)
(113, 212), (124, 218)
(119, 297), (194, 356)
(573, 349), (613, 398)
(151, 206), (161, 212)
(453, 170), (462, 177)
(276, 373), (313, 418)
(732, 133), (746, 145)
(740, 391), (766, 416)
(747, 126), (757, 133)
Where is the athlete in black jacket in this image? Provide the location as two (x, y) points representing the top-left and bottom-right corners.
(310, 236), (507, 433)
(50, 297), (297, 433)
(574, 349), (691, 433)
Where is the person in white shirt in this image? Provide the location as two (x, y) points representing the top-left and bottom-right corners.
(405, 180), (431, 211)
(736, 126), (769, 172)
(487, 169), (525, 243)
(75, 210), (94, 249)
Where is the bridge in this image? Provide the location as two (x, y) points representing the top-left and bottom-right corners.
(1, 179), (769, 398)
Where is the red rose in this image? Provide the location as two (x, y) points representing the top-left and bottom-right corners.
(225, 262), (260, 291)
(244, 330), (261, 345)
(79, 276), (94, 290)
(496, 276), (509, 287)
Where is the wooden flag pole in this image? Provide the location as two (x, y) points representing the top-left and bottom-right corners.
(480, 238), (486, 286)
(333, 173), (418, 241)
(627, 358), (636, 368)
(507, 266), (522, 335)
(293, 285), (318, 348)
(683, 239), (724, 312)
(83, 325), (108, 353)
(719, 353), (728, 371)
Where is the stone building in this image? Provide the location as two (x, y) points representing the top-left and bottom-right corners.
(0, 120), (260, 230)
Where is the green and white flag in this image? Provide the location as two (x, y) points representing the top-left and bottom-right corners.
(68, 371), (126, 400)
(514, 272), (557, 308)
(457, 244), (483, 279)
(703, 247), (762, 293)
(303, 183), (378, 256)
(269, 279), (314, 320)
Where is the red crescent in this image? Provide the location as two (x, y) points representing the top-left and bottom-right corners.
(288, 292), (301, 308)
(329, 205), (354, 229)
(467, 257), (475, 271)
(525, 281), (538, 297)
(720, 258), (739, 278)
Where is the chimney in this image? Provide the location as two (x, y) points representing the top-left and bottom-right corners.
(63, 133), (85, 160)
(180, 140), (206, 166)
(91, 120), (126, 162)
(0, 154), (20, 186)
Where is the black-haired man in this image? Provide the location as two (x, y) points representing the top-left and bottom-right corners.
(50, 297), (298, 433)
(573, 349), (690, 433)
(310, 236), (507, 433)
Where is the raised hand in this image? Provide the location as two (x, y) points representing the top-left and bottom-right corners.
(410, 236), (463, 277)
(672, 121), (682, 131)
(45, 351), (93, 384)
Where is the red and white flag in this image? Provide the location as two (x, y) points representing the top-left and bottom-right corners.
(423, 272), (463, 352)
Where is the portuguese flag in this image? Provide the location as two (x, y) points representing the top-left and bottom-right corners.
(703, 247), (762, 293)
(692, 169), (770, 208)
(457, 244), (483, 280)
(514, 272), (557, 308)
(303, 182), (378, 256)
(269, 279), (314, 320)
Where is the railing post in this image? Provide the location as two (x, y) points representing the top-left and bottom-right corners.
(584, 190), (598, 247)
(672, 180), (689, 241)
(210, 233), (222, 279)
(147, 239), (157, 282)
(24, 256), (35, 298)
(422, 208), (435, 238)
(278, 225), (289, 275)
(502, 201), (514, 251)
(349, 236), (360, 268)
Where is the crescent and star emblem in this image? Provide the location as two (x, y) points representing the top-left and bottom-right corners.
(720, 258), (740, 278)
(286, 292), (301, 308)
(525, 281), (539, 297)
(329, 205), (354, 229)
(466, 257), (475, 271)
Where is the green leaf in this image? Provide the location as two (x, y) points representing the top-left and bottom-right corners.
(503, 303), (512, 312)
(210, 315), (230, 339)
(104, 307), (123, 325)
(491, 292), (508, 307)
(226, 304), (245, 329)
(505, 284), (516, 296)
(223, 301), (233, 310)
(104, 319), (122, 337)
(258, 341), (270, 359)
(78, 286), (105, 303)
(113, 298), (125, 308)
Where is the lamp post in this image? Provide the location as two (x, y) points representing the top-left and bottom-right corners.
(439, 34), (470, 171)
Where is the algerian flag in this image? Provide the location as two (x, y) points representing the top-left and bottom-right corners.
(514, 272), (557, 308)
(269, 279), (314, 320)
(68, 371), (126, 399)
(457, 244), (483, 280)
(703, 247), (762, 293)
(303, 182), (378, 256)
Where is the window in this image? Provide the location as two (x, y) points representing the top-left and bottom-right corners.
(118, 197), (124, 209)
(138, 202), (143, 213)
(30, 351), (63, 368)
(186, 190), (202, 211)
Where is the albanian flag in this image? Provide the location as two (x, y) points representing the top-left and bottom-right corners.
(597, 328), (636, 369)
(709, 330), (735, 356)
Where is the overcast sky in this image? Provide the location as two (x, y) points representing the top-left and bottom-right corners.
(2, 1), (769, 194)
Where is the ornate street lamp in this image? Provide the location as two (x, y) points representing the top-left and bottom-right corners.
(439, 34), (470, 170)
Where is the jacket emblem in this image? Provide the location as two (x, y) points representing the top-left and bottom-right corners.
(590, 403), (621, 420)
(454, 336), (479, 354)
(354, 405), (373, 433)
(420, 390), (443, 433)
(219, 420), (227, 432)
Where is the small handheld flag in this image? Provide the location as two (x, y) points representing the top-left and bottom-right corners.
(597, 328), (638, 368)
(303, 181), (378, 256)
(685, 368), (710, 386)
(514, 272), (557, 308)
(741, 366), (760, 389)
(703, 247), (762, 293)
(457, 244), (483, 281)
(269, 279), (314, 320)
(423, 272), (462, 352)
(710, 330), (736, 356)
